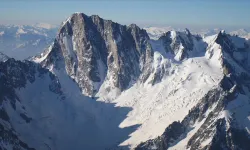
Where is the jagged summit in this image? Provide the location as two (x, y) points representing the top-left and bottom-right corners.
(156, 29), (204, 61)
(34, 12), (153, 97)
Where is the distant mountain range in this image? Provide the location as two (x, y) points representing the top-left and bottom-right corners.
(0, 24), (58, 60)
(0, 23), (249, 61)
(144, 26), (250, 40)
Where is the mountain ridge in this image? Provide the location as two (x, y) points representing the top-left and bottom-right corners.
(1, 12), (250, 150)
(34, 12), (153, 97)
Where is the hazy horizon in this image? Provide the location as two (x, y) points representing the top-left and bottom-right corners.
(1, 0), (250, 30)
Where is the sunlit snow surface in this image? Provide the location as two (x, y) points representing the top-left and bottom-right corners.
(95, 35), (224, 148)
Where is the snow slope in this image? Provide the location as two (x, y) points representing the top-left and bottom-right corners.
(106, 34), (224, 148)
(136, 31), (250, 150)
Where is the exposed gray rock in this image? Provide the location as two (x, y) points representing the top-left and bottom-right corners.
(159, 29), (200, 61)
(37, 13), (153, 96)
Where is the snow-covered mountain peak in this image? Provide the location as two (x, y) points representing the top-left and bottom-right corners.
(34, 12), (153, 97)
(136, 30), (250, 150)
(156, 29), (205, 61)
(218, 29), (226, 35)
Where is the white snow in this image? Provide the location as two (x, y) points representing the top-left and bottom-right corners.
(96, 40), (223, 148)
(32, 45), (53, 63)
(109, 33), (224, 148)
(75, 31), (224, 148)
(170, 30), (177, 39)
(169, 93), (220, 150)
(3, 67), (141, 150)
(16, 28), (27, 34)
(0, 31), (4, 36)
(63, 34), (76, 60)
(144, 26), (174, 40)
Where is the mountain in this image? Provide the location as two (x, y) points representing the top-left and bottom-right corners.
(230, 29), (250, 39)
(1, 13), (154, 150)
(145, 27), (250, 40)
(1, 13), (250, 150)
(144, 27), (174, 40)
(34, 13), (153, 97)
(0, 24), (57, 60)
(136, 31), (250, 150)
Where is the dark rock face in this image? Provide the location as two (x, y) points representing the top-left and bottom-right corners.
(39, 13), (153, 96)
(208, 119), (250, 150)
(215, 31), (250, 72)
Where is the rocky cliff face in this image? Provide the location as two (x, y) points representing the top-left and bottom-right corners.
(158, 29), (202, 61)
(35, 13), (153, 97)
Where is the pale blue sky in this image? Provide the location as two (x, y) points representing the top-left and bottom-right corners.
(1, 0), (250, 29)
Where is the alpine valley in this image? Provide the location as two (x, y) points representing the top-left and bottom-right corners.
(1, 13), (250, 150)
